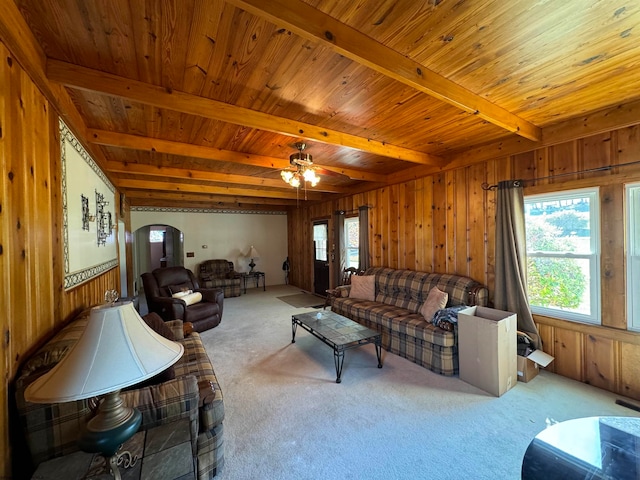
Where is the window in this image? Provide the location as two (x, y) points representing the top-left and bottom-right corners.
(149, 229), (165, 243)
(313, 223), (328, 261)
(524, 188), (600, 324)
(627, 184), (640, 331)
(344, 217), (359, 268)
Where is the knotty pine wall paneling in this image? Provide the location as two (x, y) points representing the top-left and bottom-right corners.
(288, 125), (640, 401)
(1, 42), (122, 478)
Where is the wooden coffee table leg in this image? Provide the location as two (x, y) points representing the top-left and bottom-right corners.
(375, 338), (383, 368)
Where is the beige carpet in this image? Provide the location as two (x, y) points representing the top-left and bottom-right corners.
(276, 292), (326, 308)
(200, 284), (640, 480)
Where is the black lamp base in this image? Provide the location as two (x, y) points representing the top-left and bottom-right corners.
(249, 259), (256, 273)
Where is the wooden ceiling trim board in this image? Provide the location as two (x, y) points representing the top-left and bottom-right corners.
(445, 98), (640, 168)
(136, 202), (289, 212)
(107, 160), (348, 193)
(123, 189), (300, 206)
(90, 129), (387, 182)
(48, 59), (445, 166)
(117, 178), (325, 200)
(225, 0), (542, 142)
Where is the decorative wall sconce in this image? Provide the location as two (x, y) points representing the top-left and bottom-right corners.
(96, 190), (112, 246)
(81, 194), (90, 231)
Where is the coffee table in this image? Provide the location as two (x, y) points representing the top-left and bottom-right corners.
(291, 310), (382, 383)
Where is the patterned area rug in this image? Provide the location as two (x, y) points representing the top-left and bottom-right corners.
(276, 293), (325, 308)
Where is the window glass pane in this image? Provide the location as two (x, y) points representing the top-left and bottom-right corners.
(525, 197), (591, 253)
(527, 256), (591, 315)
(626, 184), (640, 331)
(313, 224), (327, 261)
(344, 217), (359, 268)
(149, 230), (164, 243)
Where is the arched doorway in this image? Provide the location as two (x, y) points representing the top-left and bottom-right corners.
(133, 224), (184, 294)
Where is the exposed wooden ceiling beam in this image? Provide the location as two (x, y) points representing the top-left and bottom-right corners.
(48, 59), (444, 166)
(107, 161), (348, 194)
(226, 0), (541, 142)
(116, 178), (325, 200)
(89, 129), (387, 182)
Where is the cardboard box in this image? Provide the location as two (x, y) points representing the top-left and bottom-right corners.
(458, 306), (517, 397)
(517, 349), (554, 382)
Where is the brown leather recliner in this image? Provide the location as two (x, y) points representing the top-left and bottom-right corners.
(141, 266), (224, 332)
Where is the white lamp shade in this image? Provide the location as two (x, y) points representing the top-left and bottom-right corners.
(25, 301), (184, 403)
(248, 246), (260, 259)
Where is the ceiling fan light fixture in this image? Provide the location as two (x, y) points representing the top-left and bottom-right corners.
(281, 143), (321, 189)
(281, 170), (294, 183)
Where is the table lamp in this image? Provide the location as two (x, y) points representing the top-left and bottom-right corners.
(247, 245), (260, 273)
(24, 297), (184, 479)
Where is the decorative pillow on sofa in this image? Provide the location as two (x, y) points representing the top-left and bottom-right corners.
(349, 275), (375, 301)
(420, 286), (448, 322)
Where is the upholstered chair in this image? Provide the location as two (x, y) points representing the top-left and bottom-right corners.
(141, 266), (224, 332)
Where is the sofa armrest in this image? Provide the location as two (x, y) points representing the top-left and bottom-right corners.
(165, 320), (185, 340)
(197, 287), (223, 303)
(335, 285), (351, 297)
(152, 297), (187, 320)
(195, 287), (224, 318)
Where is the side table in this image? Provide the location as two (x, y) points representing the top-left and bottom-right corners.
(242, 271), (266, 294)
(32, 419), (194, 480)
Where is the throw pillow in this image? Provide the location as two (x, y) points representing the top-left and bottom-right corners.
(419, 287), (449, 322)
(432, 305), (469, 326)
(180, 292), (202, 306)
(349, 275), (375, 301)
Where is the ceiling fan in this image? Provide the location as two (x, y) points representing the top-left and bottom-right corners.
(281, 142), (345, 188)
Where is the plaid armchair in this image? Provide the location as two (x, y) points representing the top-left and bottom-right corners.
(199, 259), (242, 298)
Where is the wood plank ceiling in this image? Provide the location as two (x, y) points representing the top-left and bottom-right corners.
(12, 0), (640, 210)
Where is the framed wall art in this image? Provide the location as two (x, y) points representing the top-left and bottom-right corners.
(60, 119), (118, 289)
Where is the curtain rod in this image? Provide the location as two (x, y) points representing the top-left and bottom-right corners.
(334, 205), (372, 215)
(481, 159), (640, 191)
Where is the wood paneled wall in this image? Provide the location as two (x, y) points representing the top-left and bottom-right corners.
(288, 125), (640, 401)
(0, 42), (120, 478)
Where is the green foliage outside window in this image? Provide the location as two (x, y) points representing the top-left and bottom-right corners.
(526, 214), (587, 309)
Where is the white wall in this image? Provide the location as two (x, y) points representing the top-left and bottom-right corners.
(131, 209), (289, 286)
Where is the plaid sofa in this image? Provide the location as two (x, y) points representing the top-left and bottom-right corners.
(14, 308), (224, 479)
(331, 267), (489, 376)
(199, 259), (242, 298)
